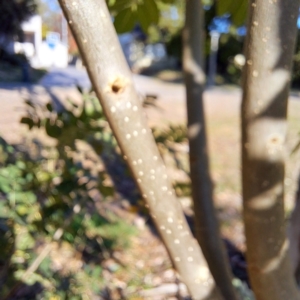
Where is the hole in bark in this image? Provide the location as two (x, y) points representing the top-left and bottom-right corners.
(110, 78), (125, 94)
(270, 136), (279, 144)
(112, 84), (121, 93)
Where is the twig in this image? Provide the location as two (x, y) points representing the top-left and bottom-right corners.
(3, 227), (64, 300)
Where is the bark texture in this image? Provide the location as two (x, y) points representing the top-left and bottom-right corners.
(182, 1), (238, 299)
(241, 0), (300, 299)
(57, 0), (221, 298)
(287, 174), (300, 279)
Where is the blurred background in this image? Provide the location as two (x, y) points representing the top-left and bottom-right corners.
(1, 0), (300, 299)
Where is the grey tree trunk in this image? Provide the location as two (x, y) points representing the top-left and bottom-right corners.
(182, 1), (238, 300)
(287, 174), (300, 280)
(57, 0), (222, 298)
(241, 0), (300, 299)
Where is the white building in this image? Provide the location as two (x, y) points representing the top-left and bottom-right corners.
(1, 15), (68, 69)
(22, 14), (42, 63)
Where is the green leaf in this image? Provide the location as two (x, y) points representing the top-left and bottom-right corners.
(16, 160), (26, 170)
(16, 205), (29, 216)
(99, 184), (114, 197)
(46, 103), (53, 112)
(57, 180), (77, 194)
(109, 0), (132, 12)
(109, 0), (136, 13)
(24, 99), (35, 108)
(76, 85), (83, 94)
(0, 179), (10, 194)
(20, 117), (35, 129)
(45, 119), (62, 138)
(16, 229), (35, 250)
(137, 0), (159, 33)
(231, 0), (247, 26)
(114, 8), (137, 34)
(217, 0), (247, 26)
(217, 0), (235, 16)
(159, 0), (176, 3)
(39, 257), (52, 277)
(9, 191), (36, 204)
(85, 101), (96, 118)
(90, 96), (103, 116)
(36, 170), (51, 183)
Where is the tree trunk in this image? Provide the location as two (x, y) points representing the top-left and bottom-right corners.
(182, 1), (238, 299)
(287, 174), (300, 280)
(57, 0), (221, 298)
(241, 0), (300, 299)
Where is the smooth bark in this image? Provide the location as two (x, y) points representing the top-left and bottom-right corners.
(182, 1), (238, 299)
(57, 0), (221, 298)
(287, 174), (300, 279)
(241, 0), (300, 299)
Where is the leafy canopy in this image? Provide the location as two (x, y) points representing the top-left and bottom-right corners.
(107, 0), (247, 35)
(107, 0), (177, 34)
(217, 0), (247, 26)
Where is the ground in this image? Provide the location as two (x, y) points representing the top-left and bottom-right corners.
(1, 67), (300, 298)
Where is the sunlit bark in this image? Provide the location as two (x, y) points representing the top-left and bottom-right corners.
(287, 175), (300, 280)
(57, 0), (222, 298)
(241, 0), (300, 299)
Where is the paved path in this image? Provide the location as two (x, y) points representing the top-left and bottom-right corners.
(39, 67), (243, 124)
(39, 67), (92, 89)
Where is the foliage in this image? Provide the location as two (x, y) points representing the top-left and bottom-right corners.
(217, 33), (244, 84)
(152, 125), (191, 197)
(0, 89), (194, 298)
(108, 0), (248, 37)
(291, 31), (300, 88)
(107, 0), (181, 35)
(0, 92), (139, 298)
(36, 0), (63, 39)
(216, 0), (247, 26)
(107, 0), (249, 84)
(0, 0), (37, 40)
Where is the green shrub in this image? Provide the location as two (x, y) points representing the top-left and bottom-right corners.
(0, 91), (137, 298)
(0, 90), (191, 298)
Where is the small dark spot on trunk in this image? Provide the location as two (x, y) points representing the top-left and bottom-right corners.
(110, 78), (125, 94)
(112, 84), (121, 93)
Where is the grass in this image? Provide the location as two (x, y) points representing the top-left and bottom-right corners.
(204, 95), (300, 207)
(146, 88), (300, 248)
(205, 97), (300, 244)
(285, 100), (300, 210)
(207, 114), (241, 196)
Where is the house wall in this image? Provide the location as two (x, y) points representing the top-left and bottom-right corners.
(22, 15), (68, 68)
(22, 15), (42, 58)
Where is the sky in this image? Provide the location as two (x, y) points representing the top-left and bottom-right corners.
(42, 0), (61, 12)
